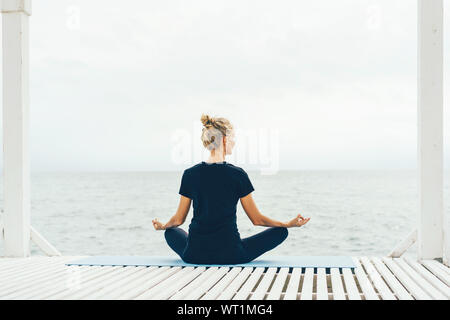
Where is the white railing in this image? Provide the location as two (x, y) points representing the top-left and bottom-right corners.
(388, 229), (417, 258)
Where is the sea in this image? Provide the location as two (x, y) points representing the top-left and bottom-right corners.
(1, 170), (449, 258)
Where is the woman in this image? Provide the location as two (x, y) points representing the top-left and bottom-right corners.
(152, 114), (310, 264)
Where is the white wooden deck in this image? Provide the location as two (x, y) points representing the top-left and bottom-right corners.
(0, 256), (448, 300)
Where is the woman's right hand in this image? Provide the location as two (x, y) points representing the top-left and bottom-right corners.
(286, 214), (310, 228)
(152, 218), (166, 230)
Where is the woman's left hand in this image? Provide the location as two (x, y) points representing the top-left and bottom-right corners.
(286, 214), (310, 228)
(152, 218), (166, 230)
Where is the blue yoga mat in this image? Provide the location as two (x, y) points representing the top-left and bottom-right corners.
(66, 255), (355, 269)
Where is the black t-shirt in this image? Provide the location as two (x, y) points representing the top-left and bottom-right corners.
(178, 161), (254, 264)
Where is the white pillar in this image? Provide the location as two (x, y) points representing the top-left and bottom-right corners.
(1, 0), (32, 257)
(417, 0), (444, 261)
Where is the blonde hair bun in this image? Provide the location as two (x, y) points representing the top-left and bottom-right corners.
(200, 114), (215, 128)
(200, 114), (233, 150)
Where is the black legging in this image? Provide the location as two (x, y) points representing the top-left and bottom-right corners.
(164, 227), (288, 263)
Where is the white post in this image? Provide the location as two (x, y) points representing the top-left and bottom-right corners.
(1, 0), (32, 257)
(417, 0), (444, 261)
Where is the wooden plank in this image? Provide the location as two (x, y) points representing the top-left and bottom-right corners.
(0, 258), (32, 271)
(352, 257), (379, 300)
(134, 267), (194, 299)
(136, 267), (202, 300)
(62, 267), (138, 299)
(0, 257), (73, 284)
(184, 267), (229, 300)
(150, 267), (206, 300)
(48, 266), (126, 299)
(426, 259), (450, 275)
(81, 266), (148, 299)
(42, 266), (121, 299)
(0, 257), (72, 289)
(404, 258), (450, 298)
(360, 257), (396, 300)
(5, 272), (68, 299)
(0, 257), (48, 274)
(266, 268), (289, 300)
(216, 267), (253, 300)
(232, 267), (264, 300)
(8, 266), (96, 299)
(421, 260), (450, 286)
(0, 257), (58, 280)
(300, 268), (314, 300)
(283, 268), (301, 300)
(0, 261), (58, 287)
(250, 267), (277, 300)
(169, 267), (219, 300)
(102, 267), (166, 300)
(201, 267), (242, 300)
(342, 268), (361, 300)
(330, 268), (345, 300)
(0, 259), (72, 298)
(371, 257), (412, 300)
(1, 264), (69, 297)
(14, 265), (102, 299)
(383, 258), (431, 300)
(8, 260), (118, 299)
(316, 268), (328, 300)
(394, 258), (446, 299)
(118, 267), (181, 299)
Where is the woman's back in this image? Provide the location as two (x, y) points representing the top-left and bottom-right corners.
(179, 161), (254, 263)
(180, 161), (254, 235)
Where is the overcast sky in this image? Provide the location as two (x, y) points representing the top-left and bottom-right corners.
(0, 0), (449, 172)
